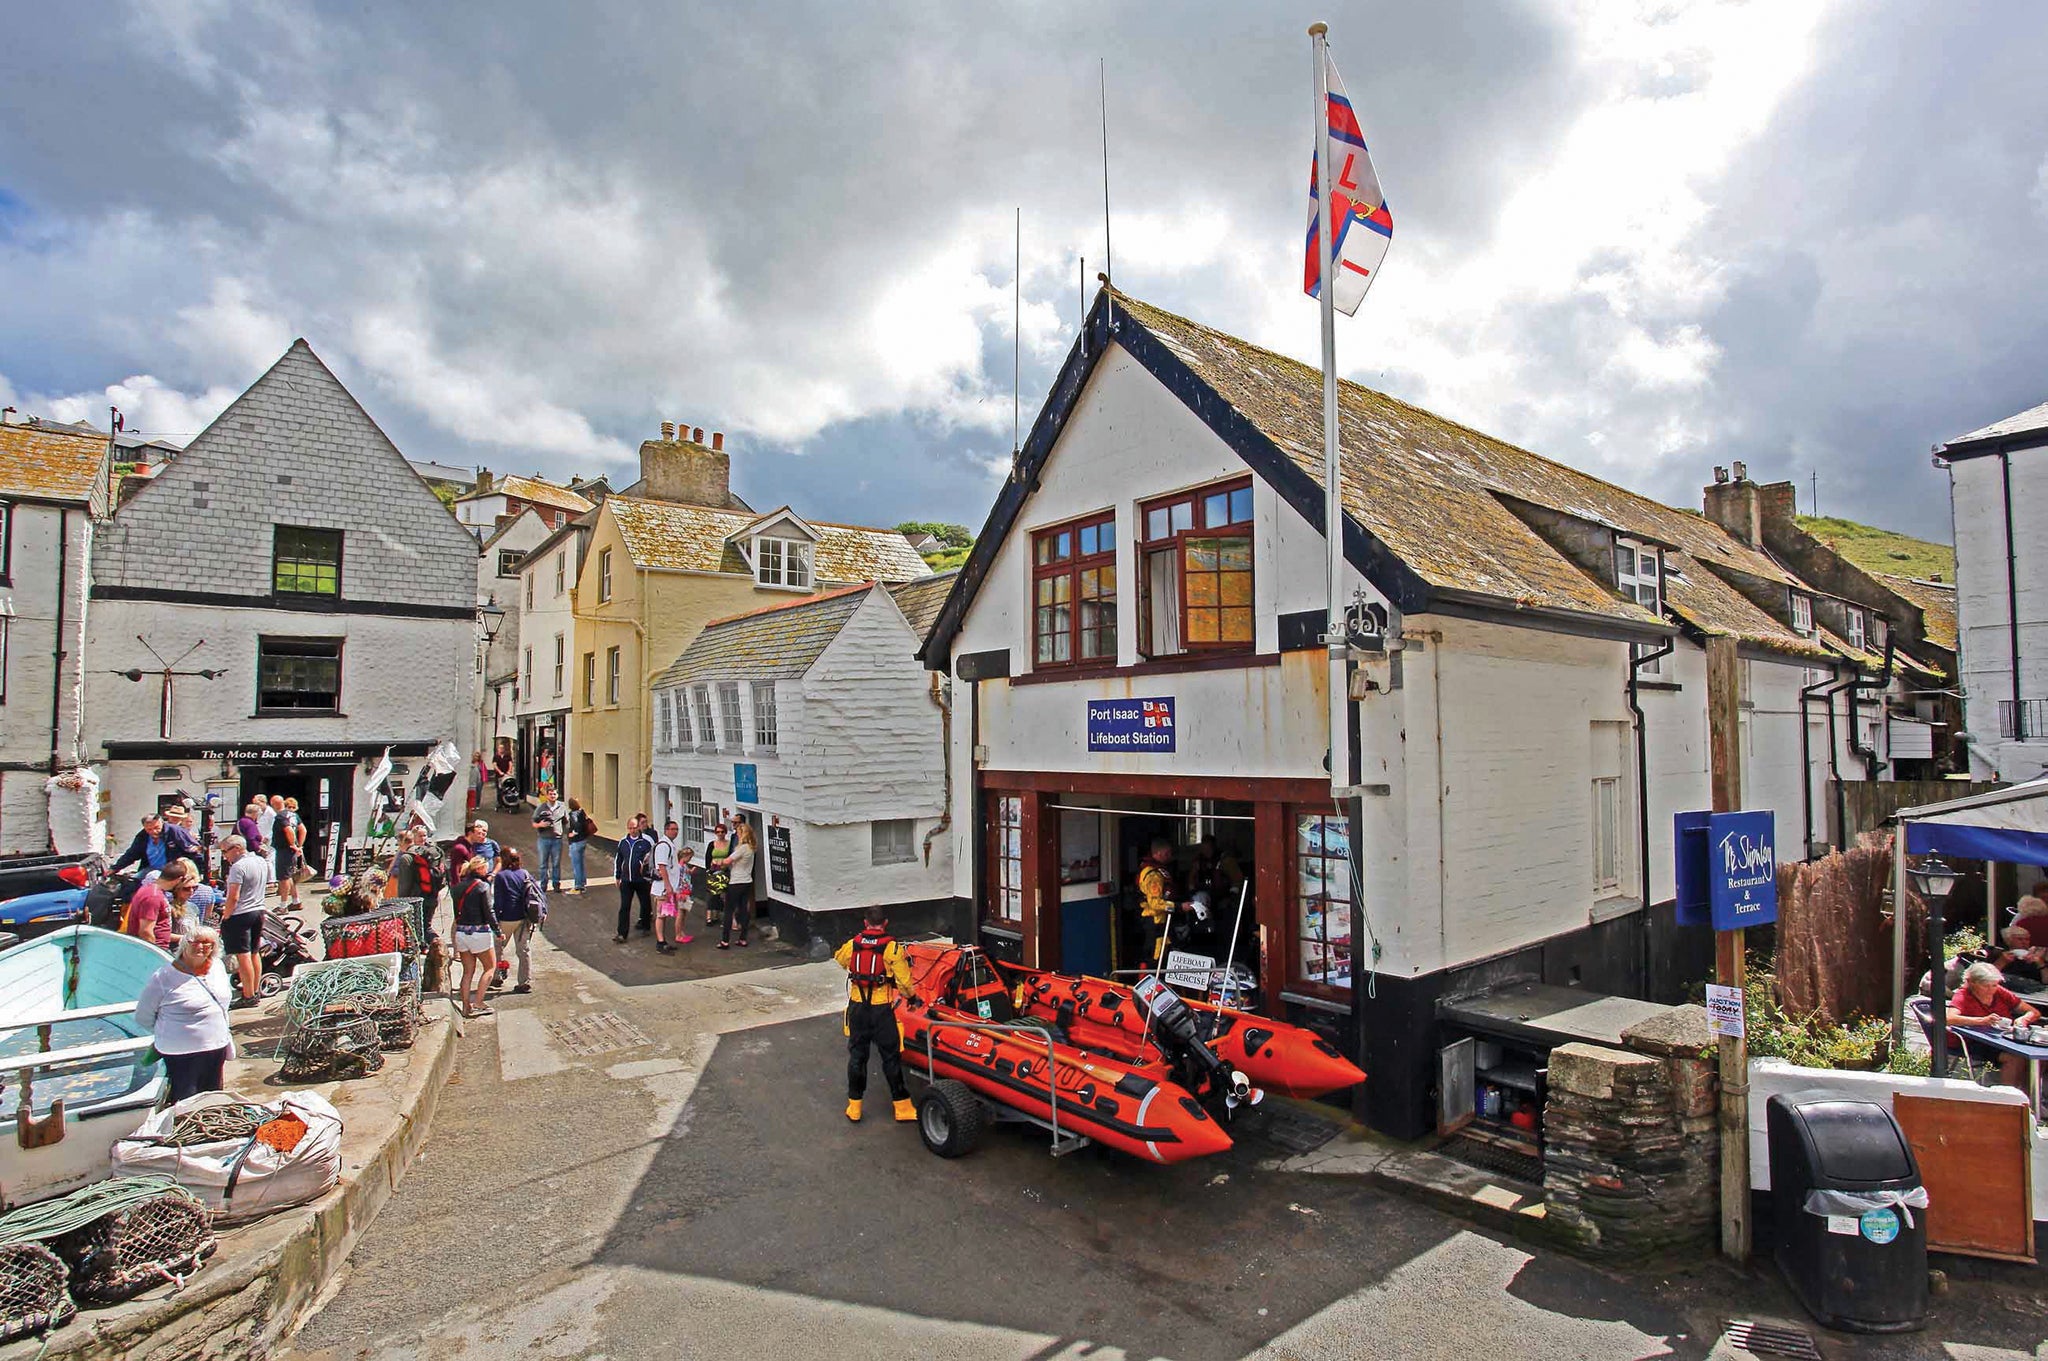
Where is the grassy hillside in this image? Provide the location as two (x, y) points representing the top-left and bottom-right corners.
(1797, 515), (1954, 582)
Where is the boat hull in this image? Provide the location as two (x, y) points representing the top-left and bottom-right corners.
(898, 1001), (1232, 1164)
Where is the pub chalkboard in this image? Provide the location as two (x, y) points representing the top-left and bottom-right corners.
(766, 824), (795, 896)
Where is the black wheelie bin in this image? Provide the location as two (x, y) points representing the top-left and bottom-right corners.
(1767, 1090), (1928, 1333)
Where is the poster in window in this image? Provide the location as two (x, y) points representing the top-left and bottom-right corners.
(1059, 809), (1100, 885)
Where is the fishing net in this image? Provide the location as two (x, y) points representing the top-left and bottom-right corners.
(53, 1194), (215, 1306)
(0, 1242), (72, 1343)
(321, 899), (422, 960)
(277, 1012), (385, 1083)
(334, 975), (422, 1051)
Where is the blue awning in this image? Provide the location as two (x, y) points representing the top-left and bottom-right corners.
(1897, 776), (2048, 865)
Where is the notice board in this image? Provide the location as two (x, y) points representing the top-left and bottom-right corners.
(766, 824), (795, 897)
(1891, 1093), (2034, 1262)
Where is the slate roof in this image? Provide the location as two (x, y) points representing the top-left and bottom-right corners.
(606, 496), (931, 583)
(457, 474), (593, 515)
(1878, 573), (1958, 653)
(1114, 293), (1798, 627)
(655, 585), (873, 687)
(886, 571), (960, 646)
(0, 421), (107, 503)
(1940, 397), (2048, 453)
(1659, 552), (1833, 663)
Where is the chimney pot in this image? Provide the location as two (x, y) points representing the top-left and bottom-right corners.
(1713, 466), (1729, 484)
(661, 421), (675, 440)
(1732, 459), (1748, 482)
(712, 431), (724, 452)
(692, 427), (705, 443)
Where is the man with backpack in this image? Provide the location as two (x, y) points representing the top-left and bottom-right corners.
(833, 906), (918, 1123)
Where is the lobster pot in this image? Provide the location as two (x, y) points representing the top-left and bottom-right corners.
(321, 901), (421, 961)
(52, 1194), (215, 1306)
(336, 978), (421, 1051)
(0, 1242), (73, 1344)
(391, 897), (427, 954)
(277, 1013), (385, 1083)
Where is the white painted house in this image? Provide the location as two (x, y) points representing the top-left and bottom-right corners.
(510, 508), (596, 799)
(1938, 399), (2048, 781)
(85, 341), (482, 867)
(476, 506), (555, 776)
(649, 574), (957, 949)
(919, 291), (1906, 1138)
(0, 419), (108, 855)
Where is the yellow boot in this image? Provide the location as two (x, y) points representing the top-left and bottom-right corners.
(845, 1099), (862, 1122)
(892, 1097), (917, 1122)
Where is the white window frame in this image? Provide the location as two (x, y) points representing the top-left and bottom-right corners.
(751, 681), (778, 752)
(1790, 591), (1813, 636)
(718, 682), (745, 747)
(657, 689), (674, 751)
(1846, 607), (1866, 651)
(754, 536), (813, 589)
(497, 549), (524, 579)
(554, 550), (566, 597)
(598, 547), (613, 603)
(0, 611), (10, 706)
(692, 684), (716, 746)
(552, 633), (565, 696)
(521, 645), (532, 700)
(1592, 776), (1621, 893)
(677, 785), (705, 847)
(1616, 538), (1663, 676)
(605, 646), (621, 706)
(872, 818), (916, 866)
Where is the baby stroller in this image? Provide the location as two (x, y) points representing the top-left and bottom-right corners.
(258, 913), (317, 997)
(495, 773), (523, 811)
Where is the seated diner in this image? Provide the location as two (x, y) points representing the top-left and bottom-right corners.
(1948, 961), (2043, 1090)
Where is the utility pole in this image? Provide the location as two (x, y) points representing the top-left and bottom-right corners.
(1706, 635), (1751, 1261)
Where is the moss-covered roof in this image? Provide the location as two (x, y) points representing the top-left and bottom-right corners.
(1114, 293), (1791, 626)
(654, 585), (872, 688)
(0, 421), (106, 503)
(1661, 551), (1834, 663)
(885, 571), (960, 648)
(1877, 573), (1958, 653)
(606, 497), (931, 583)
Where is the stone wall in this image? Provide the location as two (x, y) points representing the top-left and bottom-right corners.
(1540, 1005), (1718, 1258)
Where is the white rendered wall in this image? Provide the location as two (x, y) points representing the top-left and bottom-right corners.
(0, 505), (94, 854)
(1950, 449), (2048, 780)
(514, 534), (580, 724)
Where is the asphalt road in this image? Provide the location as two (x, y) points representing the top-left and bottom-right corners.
(280, 808), (2048, 1360)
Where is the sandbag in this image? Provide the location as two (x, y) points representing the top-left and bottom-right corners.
(108, 1091), (343, 1225)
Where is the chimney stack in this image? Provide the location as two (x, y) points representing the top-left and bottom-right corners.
(661, 421), (675, 440)
(1703, 465), (1762, 546)
(475, 467), (494, 493)
(711, 431), (724, 452)
(637, 428), (731, 507)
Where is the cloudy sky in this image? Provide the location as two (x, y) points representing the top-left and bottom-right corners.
(5, 2), (2044, 541)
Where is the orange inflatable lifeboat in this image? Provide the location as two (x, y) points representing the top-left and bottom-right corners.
(897, 946), (1234, 1164)
(922, 950), (1365, 1100)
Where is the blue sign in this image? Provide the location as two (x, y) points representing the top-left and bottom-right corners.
(733, 763), (758, 805)
(1674, 812), (1711, 926)
(1086, 697), (1175, 752)
(1708, 809), (1777, 930)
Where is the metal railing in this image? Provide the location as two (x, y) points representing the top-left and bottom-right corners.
(1998, 698), (2048, 740)
(916, 1015), (1072, 1150)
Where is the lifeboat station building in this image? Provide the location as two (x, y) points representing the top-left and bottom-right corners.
(920, 290), (1920, 1139)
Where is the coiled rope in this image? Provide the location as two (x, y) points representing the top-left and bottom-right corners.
(162, 1103), (270, 1147)
(0, 1177), (200, 1247)
(282, 958), (394, 1021)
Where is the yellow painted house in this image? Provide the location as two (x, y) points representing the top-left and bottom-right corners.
(569, 433), (930, 838)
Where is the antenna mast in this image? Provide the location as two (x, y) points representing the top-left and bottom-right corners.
(1014, 208), (1022, 459)
(1099, 59), (1114, 304)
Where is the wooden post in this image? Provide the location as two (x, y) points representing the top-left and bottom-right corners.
(1705, 636), (1751, 1262)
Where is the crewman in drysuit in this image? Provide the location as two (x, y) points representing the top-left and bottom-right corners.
(835, 905), (918, 1122)
(1137, 838), (1180, 968)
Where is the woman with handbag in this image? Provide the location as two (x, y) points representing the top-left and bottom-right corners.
(714, 821), (757, 949)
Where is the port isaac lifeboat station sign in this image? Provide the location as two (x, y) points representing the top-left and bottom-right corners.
(1086, 698), (1176, 753)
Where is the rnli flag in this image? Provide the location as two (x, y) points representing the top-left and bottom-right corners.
(1304, 52), (1391, 316)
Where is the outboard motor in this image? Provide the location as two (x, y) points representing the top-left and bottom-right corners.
(1134, 974), (1259, 1112)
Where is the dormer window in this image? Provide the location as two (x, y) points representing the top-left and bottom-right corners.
(1615, 538), (1663, 675)
(755, 536), (812, 589)
(1846, 607), (1866, 651)
(1790, 591), (1813, 637)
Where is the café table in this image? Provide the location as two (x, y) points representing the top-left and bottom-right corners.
(1951, 1024), (2048, 1113)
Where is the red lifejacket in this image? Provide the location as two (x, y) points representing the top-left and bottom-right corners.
(849, 927), (895, 1002)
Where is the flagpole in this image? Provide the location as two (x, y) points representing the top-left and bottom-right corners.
(1311, 22), (1344, 802)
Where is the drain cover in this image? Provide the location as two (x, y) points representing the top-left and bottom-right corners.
(544, 1011), (653, 1057)
(1722, 1320), (1822, 1360)
(1246, 1106), (1343, 1156)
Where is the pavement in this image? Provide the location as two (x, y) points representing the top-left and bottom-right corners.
(271, 810), (2048, 1361)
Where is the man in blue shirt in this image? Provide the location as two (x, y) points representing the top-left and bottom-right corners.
(111, 811), (200, 876)
(613, 814), (656, 943)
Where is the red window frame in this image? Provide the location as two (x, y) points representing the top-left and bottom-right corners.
(1031, 511), (1117, 668)
(1290, 806), (1354, 998)
(985, 794), (1024, 925)
(1139, 477), (1254, 655)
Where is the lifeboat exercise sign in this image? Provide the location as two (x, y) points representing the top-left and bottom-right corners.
(1086, 698), (1175, 752)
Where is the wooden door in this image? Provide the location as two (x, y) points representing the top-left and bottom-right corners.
(1891, 1094), (2034, 1262)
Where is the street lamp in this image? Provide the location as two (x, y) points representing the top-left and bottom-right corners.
(1909, 853), (1961, 1077)
(479, 602), (506, 644)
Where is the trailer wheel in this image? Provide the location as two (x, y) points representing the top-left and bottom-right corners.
(917, 1080), (986, 1158)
